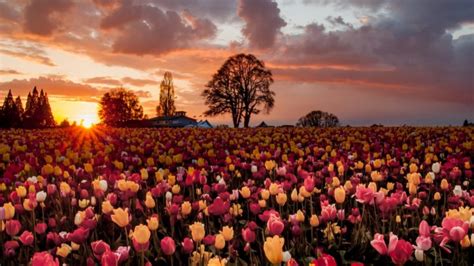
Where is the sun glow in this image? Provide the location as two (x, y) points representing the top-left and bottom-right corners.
(80, 117), (95, 128)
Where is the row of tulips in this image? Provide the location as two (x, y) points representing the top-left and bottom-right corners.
(0, 126), (473, 265)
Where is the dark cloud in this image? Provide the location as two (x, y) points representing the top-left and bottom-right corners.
(0, 2), (20, 22)
(0, 76), (102, 99)
(153, 0), (237, 22)
(132, 89), (152, 98)
(272, 0), (474, 107)
(238, 0), (287, 49)
(23, 0), (74, 36)
(100, 0), (217, 55)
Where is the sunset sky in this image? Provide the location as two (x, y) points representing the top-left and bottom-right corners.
(0, 0), (473, 126)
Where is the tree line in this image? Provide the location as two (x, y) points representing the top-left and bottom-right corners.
(0, 87), (56, 128)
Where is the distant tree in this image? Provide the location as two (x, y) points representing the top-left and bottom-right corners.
(37, 90), (56, 128)
(15, 96), (24, 122)
(98, 88), (144, 126)
(23, 87), (40, 128)
(59, 119), (71, 128)
(0, 90), (22, 128)
(296, 110), (340, 127)
(202, 53), (275, 128)
(157, 72), (176, 117)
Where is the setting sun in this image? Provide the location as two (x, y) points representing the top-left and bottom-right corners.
(80, 117), (95, 128)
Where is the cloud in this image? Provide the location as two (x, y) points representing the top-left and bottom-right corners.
(0, 76), (102, 100)
(84, 76), (122, 86)
(152, 0), (238, 22)
(0, 48), (56, 66)
(238, 0), (286, 49)
(100, 0), (217, 55)
(0, 69), (22, 75)
(122, 77), (157, 87)
(133, 90), (152, 98)
(0, 2), (21, 22)
(23, 0), (74, 36)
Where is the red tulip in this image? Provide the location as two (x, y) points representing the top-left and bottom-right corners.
(388, 239), (413, 265)
(182, 237), (194, 254)
(101, 250), (118, 266)
(160, 236), (176, 255)
(35, 222), (48, 234)
(242, 227), (256, 243)
(6, 219), (21, 236)
(4, 240), (20, 257)
(207, 197), (230, 216)
(31, 251), (59, 266)
(19, 230), (34, 246)
(312, 253), (337, 266)
(67, 227), (90, 244)
(91, 240), (111, 260)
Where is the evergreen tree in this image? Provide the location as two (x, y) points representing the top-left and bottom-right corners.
(40, 91), (56, 127)
(15, 96), (24, 126)
(23, 87), (40, 128)
(157, 72), (176, 117)
(0, 90), (22, 128)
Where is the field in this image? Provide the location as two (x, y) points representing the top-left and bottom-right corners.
(0, 126), (473, 265)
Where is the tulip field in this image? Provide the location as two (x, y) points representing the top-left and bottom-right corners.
(0, 126), (473, 265)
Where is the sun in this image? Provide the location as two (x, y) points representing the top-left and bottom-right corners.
(79, 117), (97, 128)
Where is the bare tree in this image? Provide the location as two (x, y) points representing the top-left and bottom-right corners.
(202, 54), (275, 128)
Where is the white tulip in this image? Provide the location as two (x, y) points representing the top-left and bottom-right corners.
(415, 249), (424, 262)
(36, 191), (47, 202)
(251, 165), (258, 173)
(453, 185), (462, 197)
(282, 251), (292, 262)
(99, 180), (108, 191)
(432, 162), (440, 173)
(165, 191), (173, 202)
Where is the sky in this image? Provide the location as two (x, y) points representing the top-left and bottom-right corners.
(0, 0), (473, 126)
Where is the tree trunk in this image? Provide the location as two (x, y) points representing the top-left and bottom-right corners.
(243, 112), (251, 128)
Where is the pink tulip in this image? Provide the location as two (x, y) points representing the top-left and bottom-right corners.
(4, 240), (20, 257)
(267, 215), (285, 235)
(35, 222), (48, 234)
(370, 233), (398, 255)
(355, 185), (374, 204)
(115, 246), (130, 263)
(161, 236), (176, 255)
(442, 217), (469, 242)
(31, 251), (59, 266)
(19, 230), (34, 246)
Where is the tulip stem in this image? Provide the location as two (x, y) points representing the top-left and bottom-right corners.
(124, 227), (129, 246)
(140, 251), (145, 266)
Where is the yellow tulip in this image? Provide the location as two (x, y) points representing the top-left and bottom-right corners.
(16, 186), (27, 198)
(172, 184), (181, 194)
(263, 236), (284, 264)
(220, 226), (234, 241)
(3, 202), (15, 219)
(261, 189), (270, 200)
(131, 224), (150, 244)
(84, 163), (93, 173)
(145, 192), (155, 209)
(214, 234), (226, 250)
(57, 243), (72, 258)
(60, 182), (71, 195)
(334, 186), (346, 204)
(189, 222), (205, 242)
(181, 201), (192, 216)
(434, 192), (441, 201)
(240, 186), (251, 198)
(269, 183), (279, 195)
(295, 210), (305, 222)
(102, 200), (113, 214)
(276, 193), (287, 206)
(140, 168), (149, 180)
(440, 179), (449, 190)
(310, 214), (319, 227)
(147, 216), (159, 231)
(290, 188), (298, 202)
(111, 208), (130, 228)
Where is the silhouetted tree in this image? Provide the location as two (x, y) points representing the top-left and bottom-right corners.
(15, 96), (24, 121)
(59, 119), (71, 128)
(98, 88), (144, 126)
(157, 72), (176, 117)
(23, 87), (39, 128)
(0, 90), (22, 128)
(37, 90), (56, 127)
(296, 110), (340, 127)
(202, 54), (275, 128)
(22, 87), (55, 128)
